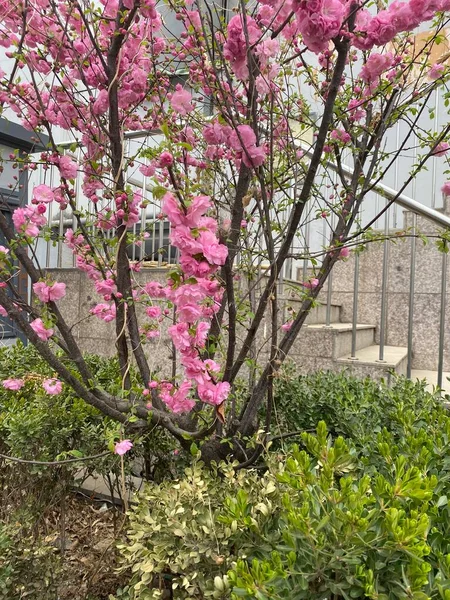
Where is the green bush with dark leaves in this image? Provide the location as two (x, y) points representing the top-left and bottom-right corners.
(271, 368), (441, 445)
(116, 374), (450, 600)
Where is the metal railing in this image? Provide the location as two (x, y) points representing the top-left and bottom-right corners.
(299, 145), (450, 389)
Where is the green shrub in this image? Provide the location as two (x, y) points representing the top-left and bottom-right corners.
(0, 521), (59, 600)
(117, 374), (450, 600)
(272, 368), (441, 444)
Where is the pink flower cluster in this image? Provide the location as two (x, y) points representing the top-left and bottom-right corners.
(30, 318), (54, 341)
(359, 53), (394, 83)
(223, 15), (261, 80)
(330, 128), (351, 144)
(12, 205), (47, 238)
(293, 0), (346, 53)
(203, 122), (266, 168)
(353, 0), (450, 50)
(33, 281), (66, 303)
(114, 439), (133, 455)
(97, 192), (141, 230)
(43, 378), (63, 395)
(170, 84), (194, 116)
(90, 302), (116, 322)
(2, 378), (24, 390)
(145, 192), (231, 413)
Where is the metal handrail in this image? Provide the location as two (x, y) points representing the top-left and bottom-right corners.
(300, 145), (450, 230)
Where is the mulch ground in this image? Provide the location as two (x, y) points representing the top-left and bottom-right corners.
(42, 493), (129, 599)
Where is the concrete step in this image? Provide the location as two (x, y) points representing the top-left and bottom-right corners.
(411, 369), (450, 394)
(304, 302), (341, 325)
(292, 323), (375, 360)
(336, 345), (408, 381)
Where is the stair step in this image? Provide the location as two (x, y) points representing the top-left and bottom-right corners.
(304, 302), (341, 325)
(336, 345), (408, 380)
(411, 369), (450, 394)
(292, 323), (375, 360)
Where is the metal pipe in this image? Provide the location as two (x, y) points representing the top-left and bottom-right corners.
(393, 121), (400, 228)
(350, 250), (360, 358)
(437, 249), (447, 388)
(406, 216), (417, 379)
(325, 269), (333, 327)
(431, 88), (440, 209)
(325, 206), (334, 327)
(302, 205), (310, 283)
(300, 144), (450, 230)
(378, 207), (390, 362)
(139, 173), (147, 262)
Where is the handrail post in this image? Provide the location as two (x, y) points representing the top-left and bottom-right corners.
(406, 214), (417, 379)
(378, 208), (390, 362)
(350, 250), (360, 358)
(438, 248), (447, 389)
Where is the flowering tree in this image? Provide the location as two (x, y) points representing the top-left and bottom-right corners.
(0, 0), (449, 464)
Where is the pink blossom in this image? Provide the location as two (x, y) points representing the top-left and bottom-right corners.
(228, 125), (266, 168)
(197, 380), (230, 406)
(224, 15), (261, 80)
(169, 322), (192, 351)
(145, 329), (160, 339)
(187, 195), (212, 226)
(139, 163), (156, 176)
(2, 378), (25, 390)
(32, 184), (54, 204)
(33, 281), (66, 303)
(59, 155), (78, 179)
(146, 305), (162, 318)
(43, 378), (62, 395)
(198, 230), (228, 265)
(0, 246), (9, 255)
(229, 125), (256, 151)
(359, 53), (394, 83)
(92, 89), (109, 115)
(179, 255), (214, 278)
(194, 321), (210, 347)
(442, 182), (450, 196)
(429, 63), (445, 81)
(143, 281), (167, 298)
(295, 0), (345, 54)
(163, 193), (185, 227)
(433, 141), (450, 156)
(12, 206), (46, 238)
(114, 439), (133, 455)
(159, 152), (174, 168)
(95, 278), (116, 296)
(281, 321), (293, 332)
(330, 129), (351, 144)
(160, 380), (196, 413)
(304, 278), (319, 289)
(0, 306), (7, 317)
(339, 247), (350, 260)
(90, 303), (116, 322)
(171, 84), (194, 115)
(203, 122), (231, 145)
(347, 99), (366, 122)
(30, 318), (54, 341)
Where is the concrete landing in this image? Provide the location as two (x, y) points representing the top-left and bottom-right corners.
(336, 345), (408, 381)
(337, 344), (408, 367)
(411, 369), (450, 394)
